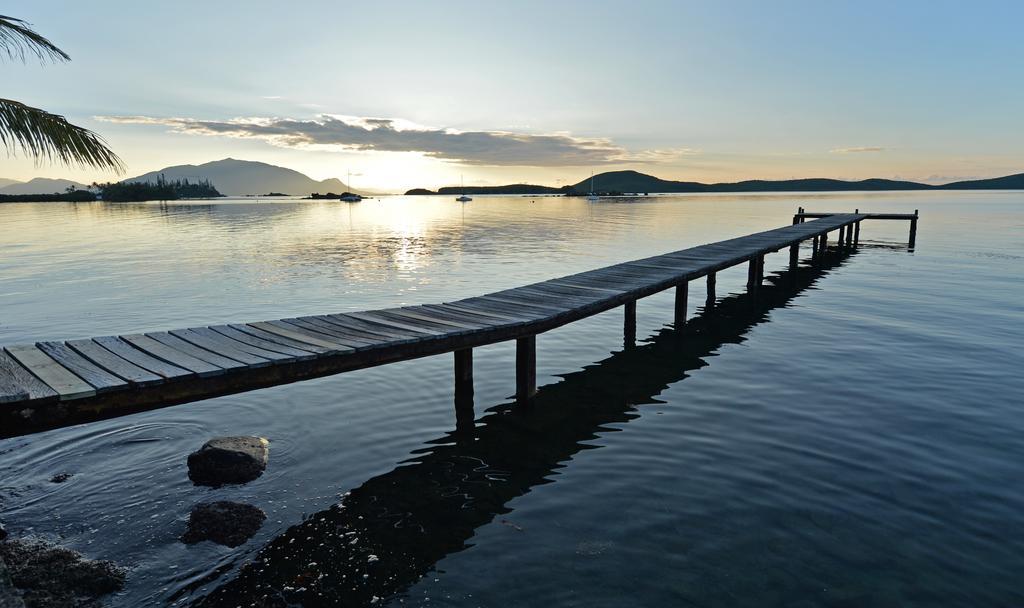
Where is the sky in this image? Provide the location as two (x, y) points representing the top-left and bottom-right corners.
(4, 0), (1024, 191)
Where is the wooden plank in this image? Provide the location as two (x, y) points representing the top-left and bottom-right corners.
(473, 294), (569, 315)
(344, 311), (450, 337)
(226, 324), (333, 356)
(121, 334), (225, 377)
(36, 342), (127, 393)
(67, 339), (164, 387)
(410, 304), (514, 328)
(444, 299), (544, 320)
(206, 326), (314, 361)
(425, 303), (528, 324)
(367, 309), (466, 333)
(297, 316), (395, 345)
(325, 313), (433, 340)
(147, 332), (247, 371)
(4, 344), (96, 400)
(276, 319), (376, 348)
(390, 307), (491, 330)
(93, 336), (193, 379)
(0, 349), (58, 403)
(169, 329), (274, 367)
(252, 321), (353, 354)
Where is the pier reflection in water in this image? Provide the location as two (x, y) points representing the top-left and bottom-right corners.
(190, 249), (855, 607)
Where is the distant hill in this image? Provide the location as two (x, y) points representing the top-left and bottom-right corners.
(126, 158), (355, 196)
(940, 172), (1024, 190)
(571, 170), (931, 194)
(0, 178), (22, 188)
(407, 184), (564, 195)
(0, 178), (90, 195)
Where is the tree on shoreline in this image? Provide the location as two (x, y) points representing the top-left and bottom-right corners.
(0, 14), (123, 172)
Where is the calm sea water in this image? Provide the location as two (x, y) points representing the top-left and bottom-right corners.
(1, 192), (1022, 607)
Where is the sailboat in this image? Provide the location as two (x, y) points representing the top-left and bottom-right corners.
(455, 175), (472, 202)
(340, 170), (362, 202)
(586, 171), (600, 201)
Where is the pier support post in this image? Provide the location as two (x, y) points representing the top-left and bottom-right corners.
(674, 282), (688, 327)
(838, 225), (846, 249)
(624, 300), (637, 348)
(854, 221), (860, 246)
(811, 236), (819, 261)
(706, 272), (717, 309)
(516, 335), (536, 403)
(909, 210), (918, 248)
(789, 242), (799, 270)
(819, 232), (828, 255)
(454, 349), (474, 430)
(845, 224), (853, 248)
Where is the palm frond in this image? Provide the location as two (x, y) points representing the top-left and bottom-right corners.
(0, 99), (124, 172)
(0, 15), (70, 62)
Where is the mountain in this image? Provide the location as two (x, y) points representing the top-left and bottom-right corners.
(571, 170), (931, 194)
(125, 158), (355, 196)
(940, 172), (1024, 190)
(0, 178), (22, 188)
(0, 178), (90, 195)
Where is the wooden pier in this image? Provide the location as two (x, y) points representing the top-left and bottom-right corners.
(0, 210), (918, 436)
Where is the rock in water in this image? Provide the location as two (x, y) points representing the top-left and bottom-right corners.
(181, 502), (266, 547)
(1, 556), (26, 608)
(187, 436), (269, 486)
(0, 524), (6, 541)
(0, 538), (125, 607)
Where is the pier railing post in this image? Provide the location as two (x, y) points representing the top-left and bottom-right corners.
(624, 300), (637, 348)
(674, 281), (688, 326)
(909, 209), (918, 248)
(516, 335), (536, 403)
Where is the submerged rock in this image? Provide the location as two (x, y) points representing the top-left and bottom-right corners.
(0, 538), (125, 608)
(181, 501), (266, 548)
(48, 473), (72, 484)
(187, 436), (269, 486)
(1, 556), (26, 608)
(0, 524), (7, 541)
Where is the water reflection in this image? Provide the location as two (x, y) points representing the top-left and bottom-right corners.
(190, 250), (856, 607)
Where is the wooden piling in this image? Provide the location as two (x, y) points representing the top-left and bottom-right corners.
(516, 335), (536, 402)
(909, 209), (918, 248)
(789, 242), (799, 270)
(454, 348), (473, 398)
(854, 221), (860, 245)
(706, 272), (717, 309)
(624, 300), (637, 347)
(674, 282), (688, 326)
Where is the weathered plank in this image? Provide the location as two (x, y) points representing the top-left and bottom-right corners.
(121, 334), (225, 377)
(4, 345), (96, 400)
(278, 318), (378, 349)
(344, 311), (450, 337)
(206, 325), (314, 361)
(169, 328), (274, 367)
(0, 349), (58, 403)
(251, 321), (352, 354)
(67, 339), (164, 387)
(326, 313), (433, 340)
(36, 342), (127, 393)
(147, 332), (247, 371)
(225, 324), (331, 356)
(93, 336), (193, 379)
(296, 316), (393, 345)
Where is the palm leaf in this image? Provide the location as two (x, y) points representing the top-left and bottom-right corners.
(0, 15), (70, 62)
(0, 98), (124, 172)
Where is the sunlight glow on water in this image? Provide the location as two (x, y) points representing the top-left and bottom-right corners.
(1, 192), (1022, 607)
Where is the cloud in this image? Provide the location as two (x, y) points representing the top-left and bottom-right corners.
(830, 146), (886, 154)
(97, 114), (685, 167)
